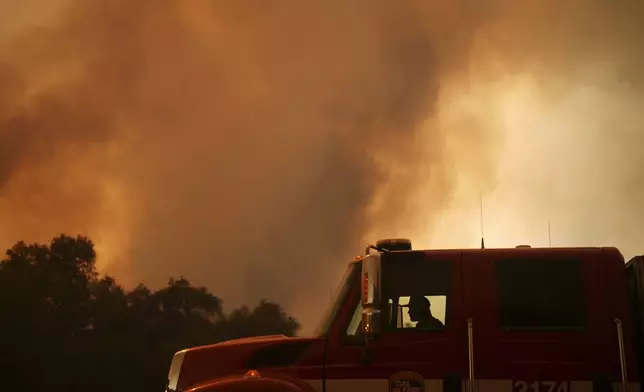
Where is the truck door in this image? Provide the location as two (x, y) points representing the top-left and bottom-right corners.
(323, 250), (467, 392)
(626, 257), (644, 392)
(461, 250), (617, 392)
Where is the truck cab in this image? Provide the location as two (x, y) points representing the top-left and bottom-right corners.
(166, 240), (641, 392)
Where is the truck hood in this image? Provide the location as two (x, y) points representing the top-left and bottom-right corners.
(175, 335), (321, 391)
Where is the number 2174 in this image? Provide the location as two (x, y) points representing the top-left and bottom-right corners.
(513, 380), (569, 392)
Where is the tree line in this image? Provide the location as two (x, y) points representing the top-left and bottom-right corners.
(0, 234), (300, 391)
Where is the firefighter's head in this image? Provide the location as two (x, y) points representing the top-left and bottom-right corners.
(407, 295), (430, 322)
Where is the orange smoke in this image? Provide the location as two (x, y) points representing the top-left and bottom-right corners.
(1, 0), (643, 332)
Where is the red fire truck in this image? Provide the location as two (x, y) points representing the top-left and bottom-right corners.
(165, 239), (644, 392)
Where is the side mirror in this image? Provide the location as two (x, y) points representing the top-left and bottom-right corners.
(361, 253), (382, 341)
(362, 308), (381, 337)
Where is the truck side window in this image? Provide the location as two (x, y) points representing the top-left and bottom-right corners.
(496, 256), (587, 331)
(345, 301), (363, 338)
(381, 252), (452, 332)
(392, 295), (447, 329)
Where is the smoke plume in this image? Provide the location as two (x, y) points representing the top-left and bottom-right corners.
(1, 0), (643, 331)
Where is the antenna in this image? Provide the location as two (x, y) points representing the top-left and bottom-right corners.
(548, 219), (552, 247)
(480, 191), (485, 249)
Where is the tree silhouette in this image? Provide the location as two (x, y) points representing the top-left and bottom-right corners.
(0, 234), (301, 392)
(217, 300), (300, 340)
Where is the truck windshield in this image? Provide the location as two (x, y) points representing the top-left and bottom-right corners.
(313, 262), (359, 337)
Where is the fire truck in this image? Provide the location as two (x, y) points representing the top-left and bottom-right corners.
(165, 239), (644, 392)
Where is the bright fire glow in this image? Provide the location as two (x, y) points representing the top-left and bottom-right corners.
(412, 65), (644, 261)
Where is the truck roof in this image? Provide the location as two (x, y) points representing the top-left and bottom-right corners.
(424, 245), (621, 253)
(350, 246), (625, 267)
(371, 245), (622, 256)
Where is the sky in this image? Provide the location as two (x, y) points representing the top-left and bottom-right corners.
(1, 0), (643, 333)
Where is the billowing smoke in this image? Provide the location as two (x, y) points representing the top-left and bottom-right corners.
(423, 0), (644, 261)
(1, 1), (643, 332)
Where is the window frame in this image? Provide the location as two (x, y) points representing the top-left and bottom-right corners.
(494, 256), (588, 332)
(380, 252), (453, 334)
(314, 262), (360, 338)
(340, 292), (365, 345)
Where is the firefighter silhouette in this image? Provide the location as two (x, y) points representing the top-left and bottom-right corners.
(407, 296), (445, 329)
